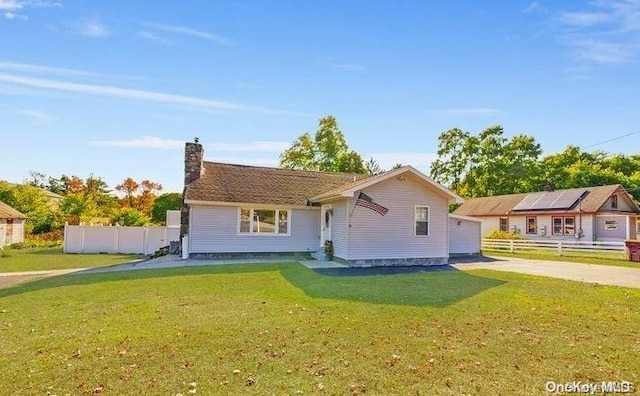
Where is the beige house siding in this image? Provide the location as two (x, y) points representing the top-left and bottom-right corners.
(189, 205), (320, 254)
(0, 219), (25, 247)
(345, 177), (449, 260)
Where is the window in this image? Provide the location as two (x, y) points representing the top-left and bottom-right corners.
(563, 217), (575, 236)
(610, 195), (618, 209)
(552, 216), (575, 235)
(238, 208), (290, 235)
(526, 217), (537, 235)
(415, 206), (429, 236)
(499, 217), (509, 232)
(604, 220), (617, 230)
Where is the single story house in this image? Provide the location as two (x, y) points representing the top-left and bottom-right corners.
(0, 201), (26, 248)
(180, 141), (474, 266)
(454, 185), (639, 241)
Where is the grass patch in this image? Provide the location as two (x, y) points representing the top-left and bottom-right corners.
(483, 248), (638, 268)
(0, 247), (142, 272)
(0, 263), (638, 394)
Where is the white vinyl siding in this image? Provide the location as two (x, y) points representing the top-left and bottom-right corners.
(190, 205), (320, 253)
(329, 200), (349, 260)
(595, 215), (629, 241)
(449, 216), (481, 255)
(346, 177), (449, 260)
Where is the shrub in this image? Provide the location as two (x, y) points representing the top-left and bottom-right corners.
(484, 229), (523, 240)
(8, 242), (27, 250)
(24, 230), (64, 248)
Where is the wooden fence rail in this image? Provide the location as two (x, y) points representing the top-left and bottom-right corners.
(481, 238), (625, 256)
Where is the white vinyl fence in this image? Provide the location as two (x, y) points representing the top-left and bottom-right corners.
(482, 238), (625, 256)
(64, 225), (180, 254)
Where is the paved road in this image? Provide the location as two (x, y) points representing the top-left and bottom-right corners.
(452, 256), (640, 289)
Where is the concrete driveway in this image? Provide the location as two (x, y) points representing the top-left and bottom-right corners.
(452, 256), (640, 289)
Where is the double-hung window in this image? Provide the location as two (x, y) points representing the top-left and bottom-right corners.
(415, 206), (429, 236)
(552, 216), (575, 236)
(526, 217), (537, 235)
(239, 208), (290, 235)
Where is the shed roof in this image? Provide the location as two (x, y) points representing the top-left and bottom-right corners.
(0, 201), (26, 219)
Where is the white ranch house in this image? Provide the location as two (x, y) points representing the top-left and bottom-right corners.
(180, 141), (479, 266)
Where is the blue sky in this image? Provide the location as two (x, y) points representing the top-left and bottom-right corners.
(1, 0), (639, 193)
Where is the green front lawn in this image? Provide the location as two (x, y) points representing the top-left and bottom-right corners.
(0, 248), (142, 272)
(0, 263), (638, 395)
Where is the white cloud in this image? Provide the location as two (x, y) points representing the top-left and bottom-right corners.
(73, 19), (110, 37)
(0, 0), (23, 10)
(0, 73), (287, 114)
(142, 22), (231, 45)
(570, 39), (632, 63)
(560, 12), (612, 27)
(427, 108), (501, 117)
(90, 136), (184, 149)
(522, 2), (546, 14)
(89, 137), (290, 153)
(367, 152), (437, 171)
(0, 0), (60, 20)
(554, 1), (640, 65)
(17, 108), (52, 123)
(4, 11), (26, 19)
(138, 31), (173, 45)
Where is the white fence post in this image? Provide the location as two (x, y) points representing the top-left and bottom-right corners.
(557, 241), (563, 256)
(182, 236), (189, 259)
(509, 240), (514, 253)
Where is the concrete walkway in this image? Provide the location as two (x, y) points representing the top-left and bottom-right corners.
(0, 268), (88, 288)
(452, 256), (640, 289)
(75, 255), (347, 274)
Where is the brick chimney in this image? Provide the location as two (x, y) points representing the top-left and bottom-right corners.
(181, 139), (204, 237)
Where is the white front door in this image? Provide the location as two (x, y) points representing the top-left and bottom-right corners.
(320, 204), (332, 246)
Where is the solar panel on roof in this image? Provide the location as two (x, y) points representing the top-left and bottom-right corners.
(512, 192), (545, 211)
(548, 189), (587, 209)
(511, 189), (588, 211)
(532, 191), (562, 208)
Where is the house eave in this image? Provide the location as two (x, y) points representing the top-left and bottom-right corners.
(183, 199), (319, 210)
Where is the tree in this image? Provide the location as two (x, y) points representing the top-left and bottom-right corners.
(365, 157), (383, 175)
(279, 116), (367, 173)
(151, 193), (183, 224)
(58, 174), (116, 225)
(115, 177), (163, 215)
(430, 125), (542, 197)
(111, 208), (150, 226)
(0, 182), (60, 233)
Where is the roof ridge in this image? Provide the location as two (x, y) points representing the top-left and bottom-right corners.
(203, 161), (370, 177)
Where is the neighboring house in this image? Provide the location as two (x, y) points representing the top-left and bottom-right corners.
(454, 185), (640, 241)
(180, 141), (468, 266)
(0, 201), (26, 248)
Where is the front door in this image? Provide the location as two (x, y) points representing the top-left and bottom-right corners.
(320, 204), (332, 246)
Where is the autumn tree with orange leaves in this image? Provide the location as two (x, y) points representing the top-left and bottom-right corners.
(115, 177), (163, 215)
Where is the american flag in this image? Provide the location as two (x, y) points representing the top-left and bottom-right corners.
(356, 192), (388, 215)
